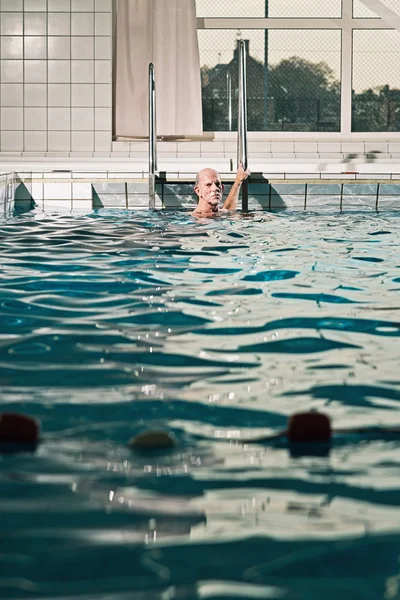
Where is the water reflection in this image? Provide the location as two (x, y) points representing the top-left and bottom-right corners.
(0, 210), (399, 599)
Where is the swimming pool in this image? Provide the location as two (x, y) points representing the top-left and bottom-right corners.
(0, 208), (399, 599)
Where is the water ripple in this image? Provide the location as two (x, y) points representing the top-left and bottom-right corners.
(0, 210), (399, 600)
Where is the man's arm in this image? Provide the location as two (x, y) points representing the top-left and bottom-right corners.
(222, 163), (251, 211)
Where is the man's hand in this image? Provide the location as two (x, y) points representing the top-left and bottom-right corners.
(236, 163), (251, 183)
(222, 163), (251, 211)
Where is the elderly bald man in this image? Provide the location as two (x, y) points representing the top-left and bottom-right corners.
(192, 163), (250, 217)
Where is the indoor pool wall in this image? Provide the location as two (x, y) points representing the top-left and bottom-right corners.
(3, 171), (400, 212)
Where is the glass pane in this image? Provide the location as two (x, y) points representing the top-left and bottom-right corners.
(196, 0), (341, 19)
(353, 0), (400, 18)
(198, 29), (341, 132)
(353, 30), (400, 131)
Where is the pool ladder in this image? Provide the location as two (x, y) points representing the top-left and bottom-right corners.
(148, 62), (157, 209)
(148, 43), (248, 211)
(237, 40), (249, 212)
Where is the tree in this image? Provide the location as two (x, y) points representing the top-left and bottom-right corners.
(268, 57), (340, 130)
(353, 85), (400, 132)
(201, 53), (341, 132)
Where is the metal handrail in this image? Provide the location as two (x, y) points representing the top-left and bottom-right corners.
(237, 40), (249, 211)
(148, 62), (157, 209)
(227, 71), (232, 131)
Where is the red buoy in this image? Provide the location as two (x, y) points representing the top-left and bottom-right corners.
(287, 412), (331, 443)
(0, 412), (40, 445)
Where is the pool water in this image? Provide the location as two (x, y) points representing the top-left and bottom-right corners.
(0, 209), (399, 599)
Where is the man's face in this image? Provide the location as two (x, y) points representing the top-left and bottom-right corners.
(195, 169), (224, 210)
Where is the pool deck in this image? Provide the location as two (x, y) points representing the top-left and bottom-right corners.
(1, 138), (400, 211)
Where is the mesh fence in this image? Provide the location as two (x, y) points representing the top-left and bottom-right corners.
(353, 30), (400, 131)
(198, 29), (341, 132)
(353, 0), (400, 18)
(196, 0), (342, 19)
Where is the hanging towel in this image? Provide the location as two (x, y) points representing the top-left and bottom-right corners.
(115, 0), (203, 137)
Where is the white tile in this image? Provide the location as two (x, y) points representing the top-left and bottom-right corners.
(95, 0), (111, 10)
(294, 141), (318, 153)
(95, 107), (111, 130)
(1, 60), (23, 83)
(1, 14), (23, 35)
(24, 60), (47, 83)
(72, 83), (94, 106)
(24, 107), (46, 130)
(25, 83), (46, 106)
(95, 36), (111, 59)
(95, 12), (111, 35)
(72, 171), (106, 178)
(1, 0), (23, 9)
(113, 141), (130, 151)
(48, 13), (71, 35)
(270, 141), (295, 152)
(317, 141), (341, 153)
(95, 83), (111, 107)
(24, 0), (47, 10)
(69, 151), (94, 156)
(388, 142), (400, 152)
(44, 182), (71, 199)
(16, 172), (33, 180)
(25, 36), (47, 59)
(71, 131), (94, 151)
(71, 36), (94, 59)
(24, 131), (47, 151)
(48, 83), (71, 107)
(48, 83), (70, 106)
(364, 142), (388, 153)
(223, 141), (236, 153)
(48, 107), (70, 130)
(246, 141), (270, 153)
(72, 199), (92, 212)
(31, 181), (44, 201)
(95, 131), (111, 151)
(72, 107), (94, 130)
(1, 36), (23, 59)
(341, 142), (365, 153)
(176, 141), (200, 154)
(1, 83), (23, 106)
(72, 0), (93, 10)
(48, 37), (71, 60)
(71, 13), (94, 36)
(43, 199), (72, 211)
(95, 60), (111, 83)
(24, 13), (47, 35)
(72, 182), (91, 199)
(1, 131), (23, 151)
(71, 60), (94, 83)
(48, 0), (70, 10)
(48, 60), (70, 83)
(48, 131), (71, 152)
(199, 141), (224, 154)
(1, 107), (23, 130)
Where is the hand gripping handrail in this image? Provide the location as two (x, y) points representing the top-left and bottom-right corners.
(237, 40), (249, 212)
(148, 63), (157, 209)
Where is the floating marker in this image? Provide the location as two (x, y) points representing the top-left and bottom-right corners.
(287, 411), (331, 443)
(0, 412), (40, 445)
(129, 430), (176, 450)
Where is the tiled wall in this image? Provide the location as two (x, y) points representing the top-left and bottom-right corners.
(0, 0), (112, 153)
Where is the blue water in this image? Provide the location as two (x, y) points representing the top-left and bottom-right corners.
(0, 209), (400, 599)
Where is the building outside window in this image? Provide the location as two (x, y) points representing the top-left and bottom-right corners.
(195, 0), (400, 134)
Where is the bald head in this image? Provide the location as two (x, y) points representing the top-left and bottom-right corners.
(195, 168), (221, 188)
